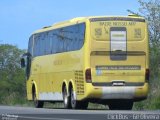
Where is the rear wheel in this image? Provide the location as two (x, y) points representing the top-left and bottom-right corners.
(108, 100), (133, 110)
(71, 88), (88, 109)
(33, 91), (44, 108)
(63, 86), (71, 109)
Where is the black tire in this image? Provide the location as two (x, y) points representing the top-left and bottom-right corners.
(33, 91), (44, 108)
(108, 100), (133, 110)
(63, 86), (71, 109)
(71, 88), (88, 109)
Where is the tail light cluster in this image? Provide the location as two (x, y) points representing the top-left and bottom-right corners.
(85, 68), (92, 83)
(85, 68), (149, 83)
(145, 69), (150, 82)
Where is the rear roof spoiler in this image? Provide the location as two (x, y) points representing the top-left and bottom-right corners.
(90, 17), (145, 22)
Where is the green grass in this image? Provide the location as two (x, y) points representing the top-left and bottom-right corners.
(133, 76), (160, 110)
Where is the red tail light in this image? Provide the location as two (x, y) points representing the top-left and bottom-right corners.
(145, 69), (150, 82)
(85, 68), (92, 83)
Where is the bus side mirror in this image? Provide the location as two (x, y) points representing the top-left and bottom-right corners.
(21, 58), (25, 68)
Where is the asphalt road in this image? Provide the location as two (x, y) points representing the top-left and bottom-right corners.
(0, 106), (160, 120)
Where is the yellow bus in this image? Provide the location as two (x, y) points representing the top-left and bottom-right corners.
(21, 15), (149, 110)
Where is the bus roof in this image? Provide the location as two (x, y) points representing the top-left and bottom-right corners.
(33, 15), (145, 34)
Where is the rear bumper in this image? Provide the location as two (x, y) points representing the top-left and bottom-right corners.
(84, 83), (148, 101)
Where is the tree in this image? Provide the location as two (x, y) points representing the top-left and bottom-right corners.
(128, 0), (160, 110)
(128, 0), (160, 45)
(139, 0), (160, 45)
(128, 0), (160, 78)
(0, 44), (26, 104)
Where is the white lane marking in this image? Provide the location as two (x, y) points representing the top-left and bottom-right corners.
(18, 115), (79, 120)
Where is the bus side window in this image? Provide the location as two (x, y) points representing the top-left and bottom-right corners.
(28, 36), (33, 56)
(38, 23), (86, 55)
(33, 34), (39, 57)
(48, 32), (53, 54)
(41, 33), (46, 55)
(77, 23), (85, 50)
(63, 25), (73, 52)
(44, 32), (50, 55)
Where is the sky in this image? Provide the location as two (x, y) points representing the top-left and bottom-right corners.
(0, 0), (140, 49)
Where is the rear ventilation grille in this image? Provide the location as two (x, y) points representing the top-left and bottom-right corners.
(75, 71), (84, 95)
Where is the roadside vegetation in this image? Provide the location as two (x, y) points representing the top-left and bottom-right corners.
(129, 0), (160, 110)
(0, 44), (26, 105)
(0, 0), (159, 110)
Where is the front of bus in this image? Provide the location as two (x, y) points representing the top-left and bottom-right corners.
(85, 15), (149, 110)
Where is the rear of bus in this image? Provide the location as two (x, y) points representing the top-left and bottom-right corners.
(85, 16), (149, 110)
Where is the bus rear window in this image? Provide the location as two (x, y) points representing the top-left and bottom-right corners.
(110, 27), (127, 60)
